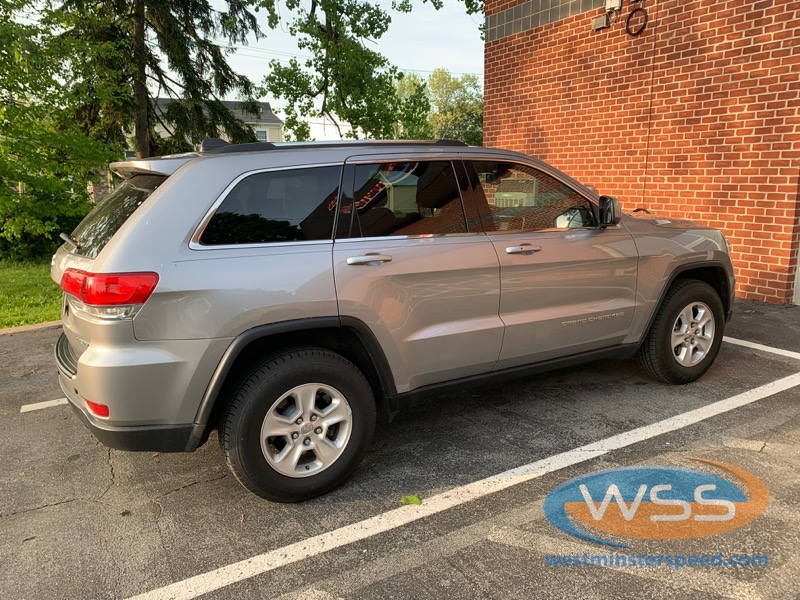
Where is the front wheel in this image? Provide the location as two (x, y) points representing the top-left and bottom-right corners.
(220, 348), (376, 502)
(638, 280), (725, 384)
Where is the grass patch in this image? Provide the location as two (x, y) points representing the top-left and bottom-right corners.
(0, 260), (61, 329)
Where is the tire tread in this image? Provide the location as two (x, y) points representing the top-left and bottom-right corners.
(219, 347), (375, 502)
(637, 279), (723, 384)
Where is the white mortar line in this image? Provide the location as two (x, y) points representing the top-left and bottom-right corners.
(126, 370), (800, 600)
(19, 398), (69, 413)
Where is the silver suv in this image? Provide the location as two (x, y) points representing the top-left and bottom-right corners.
(52, 140), (734, 502)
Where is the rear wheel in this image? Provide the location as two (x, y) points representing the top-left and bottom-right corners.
(220, 348), (376, 502)
(638, 280), (724, 384)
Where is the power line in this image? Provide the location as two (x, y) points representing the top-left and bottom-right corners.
(223, 43), (482, 78)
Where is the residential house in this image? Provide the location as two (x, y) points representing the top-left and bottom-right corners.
(153, 98), (283, 144)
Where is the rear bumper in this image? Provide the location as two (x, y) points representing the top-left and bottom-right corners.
(55, 331), (206, 452)
(58, 375), (197, 452)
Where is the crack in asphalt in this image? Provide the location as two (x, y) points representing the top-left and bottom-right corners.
(157, 473), (228, 499)
(2, 447), (121, 519)
(97, 448), (116, 500)
(757, 424), (783, 453)
(0, 498), (80, 519)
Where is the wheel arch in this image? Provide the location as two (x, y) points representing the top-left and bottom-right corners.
(636, 262), (733, 353)
(186, 317), (396, 450)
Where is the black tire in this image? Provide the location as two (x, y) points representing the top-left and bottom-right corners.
(220, 347), (376, 502)
(637, 279), (725, 384)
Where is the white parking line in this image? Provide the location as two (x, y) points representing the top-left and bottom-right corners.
(724, 336), (800, 361)
(127, 369), (800, 600)
(19, 398), (68, 413)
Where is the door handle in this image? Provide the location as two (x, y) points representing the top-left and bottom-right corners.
(346, 254), (393, 266)
(505, 244), (542, 255)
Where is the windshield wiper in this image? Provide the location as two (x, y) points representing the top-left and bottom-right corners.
(59, 232), (82, 249)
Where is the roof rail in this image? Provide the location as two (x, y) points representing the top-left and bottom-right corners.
(200, 137), (232, 152)
(200, 138), (468, 155)
(433, 139), (469, 147)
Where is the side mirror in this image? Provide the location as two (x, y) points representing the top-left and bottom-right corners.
(599, 195), (621, 227)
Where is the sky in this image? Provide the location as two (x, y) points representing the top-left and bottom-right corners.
(223, 1), (485, 139)
(16, 0), (486, 140)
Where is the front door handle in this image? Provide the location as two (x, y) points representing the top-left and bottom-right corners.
(346, 254), (393, 266)
(505, 244), (542, 255)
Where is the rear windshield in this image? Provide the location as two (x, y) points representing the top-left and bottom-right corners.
(69, 174), (166, 258)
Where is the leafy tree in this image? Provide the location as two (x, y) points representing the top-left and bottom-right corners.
(0, 0), (119, 259)
(427, 68), (482, 145)
(257, 0), (483, 140)
(393, 73), (433, 139)
(48, 0), (264, 157)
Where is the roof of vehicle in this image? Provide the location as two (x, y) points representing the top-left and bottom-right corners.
(201, 138), (469, 154)
(107, 139), (598, 202)
(110, 139), (473, 178)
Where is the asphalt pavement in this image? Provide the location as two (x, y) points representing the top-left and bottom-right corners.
(0, 299), (798, 600)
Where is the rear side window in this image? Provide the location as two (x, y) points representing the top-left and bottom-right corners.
(70, 174), (166, 258)
(200, 166), (341, 245)
(341, 161), (467, 238)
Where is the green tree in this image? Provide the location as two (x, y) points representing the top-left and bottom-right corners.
(257, 0), (482, 140)
(0, 0), (119, 259)
(393, 73), (433, 139)
(48, 0), (264, 157)
(427, 68), (482, 145)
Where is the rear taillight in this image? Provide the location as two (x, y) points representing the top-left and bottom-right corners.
(61, 269), (159, 306)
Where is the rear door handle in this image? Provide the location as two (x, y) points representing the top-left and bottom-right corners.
(505, 244), (542, 255)
(346, 254), (393, 266)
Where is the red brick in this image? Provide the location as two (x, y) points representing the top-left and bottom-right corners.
(484, 0), (800, 304)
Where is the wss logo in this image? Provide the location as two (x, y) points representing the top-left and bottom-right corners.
(543, 459), (769, 548)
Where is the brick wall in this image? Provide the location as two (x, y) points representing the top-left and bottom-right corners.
(484, 0), (800, 304)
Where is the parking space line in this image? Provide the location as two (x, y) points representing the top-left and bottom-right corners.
(127, 370), (800, 600)
(19, 398), (68, 413)
(724, 336), (800, 361)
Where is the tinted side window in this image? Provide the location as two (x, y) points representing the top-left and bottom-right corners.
(70, 174), (166, 258)
(467, 161), (596, 232)
(348, 161), (467, 238)
(200, 166), (341, 245)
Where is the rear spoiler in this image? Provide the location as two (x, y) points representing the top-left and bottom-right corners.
(109, 154), (197, 179)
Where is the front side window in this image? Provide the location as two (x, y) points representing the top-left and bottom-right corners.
(200, 166), (341, 245)
(467, 161), (596, 232)
(344, 161), (468, 238)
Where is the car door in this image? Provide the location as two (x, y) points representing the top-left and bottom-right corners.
(460, 159), (639, 371)
(333, 157), (504, 393)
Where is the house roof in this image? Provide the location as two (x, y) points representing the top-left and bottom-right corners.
(153, 98), (283, 126)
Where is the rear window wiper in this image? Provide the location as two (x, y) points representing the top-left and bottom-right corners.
(59, 232), (82, 249)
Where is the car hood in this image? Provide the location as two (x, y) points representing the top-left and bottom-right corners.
(625, 212), (711, 230)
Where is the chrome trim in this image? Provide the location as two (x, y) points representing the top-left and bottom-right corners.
(346, 254), (393, 265)
(189, 239), (334, 251)
(189, 162), (344, 251)
(333, 233), (482, 243)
